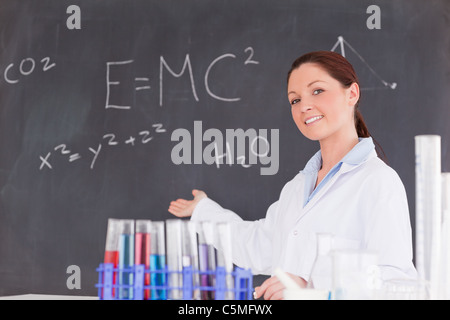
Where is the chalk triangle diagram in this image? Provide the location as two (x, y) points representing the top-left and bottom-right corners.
(331, 36), (397, 91)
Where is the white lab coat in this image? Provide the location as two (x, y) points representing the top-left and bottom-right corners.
(191, 146), (418, 282)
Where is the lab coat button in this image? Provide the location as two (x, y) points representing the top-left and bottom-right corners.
(293, 230), (298, 236)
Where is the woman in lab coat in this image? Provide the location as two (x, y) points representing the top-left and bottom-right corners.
(168, 51), (417, 300)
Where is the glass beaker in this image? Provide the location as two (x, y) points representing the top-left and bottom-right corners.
(332, 249), (382, 300)
(383, 278), (430, 300)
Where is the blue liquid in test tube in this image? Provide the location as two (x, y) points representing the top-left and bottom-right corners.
(150, 221), (166, 300)
(118, 220), (134, 300)
(150, 254), (166, 300)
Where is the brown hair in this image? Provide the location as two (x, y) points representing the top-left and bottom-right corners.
(287, 51), (386, 160)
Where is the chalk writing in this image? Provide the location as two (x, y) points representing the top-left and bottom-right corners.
(331, 36), (397, 90)
(39, 124), (167, 170)
(3, 56), (56, 84)
(38, 47), (260, 172)
(105, 47), (259, 109)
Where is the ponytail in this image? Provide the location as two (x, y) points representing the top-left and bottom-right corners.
(355, 108), (370, 138)
(355, 107), (387, 162)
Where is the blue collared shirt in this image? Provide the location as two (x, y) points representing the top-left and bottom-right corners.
(302, 137), (376, 207)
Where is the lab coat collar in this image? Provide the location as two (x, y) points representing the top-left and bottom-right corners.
(302, 137), (376, 173)
(302, 149), (322, 174)
(341, 137), (375, 165)
(297, 137), (377, 221)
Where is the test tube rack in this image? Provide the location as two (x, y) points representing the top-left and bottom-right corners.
(96, 263), (253, 300)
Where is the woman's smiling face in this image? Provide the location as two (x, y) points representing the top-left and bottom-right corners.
(287, 62), (359, 142)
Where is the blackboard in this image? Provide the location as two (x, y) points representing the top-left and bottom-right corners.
(0, 0), (449, 296)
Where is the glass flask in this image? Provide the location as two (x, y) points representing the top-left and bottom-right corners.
(307, 233), (334, 292)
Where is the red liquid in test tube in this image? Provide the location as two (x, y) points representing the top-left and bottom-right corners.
(103, 219), (121, 299)
(135, 220), (152, 300)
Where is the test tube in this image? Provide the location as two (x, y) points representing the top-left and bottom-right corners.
(198, 221), (217, 300)
(135, 220), (152, 300)
(118, 219), (135, 300)
(150, 221), (166, 300)
(205, 222), (217, 298)
(216, 222), (234, 300)
(104, 219), (121, 264)
(103, 218), (121, 298)
(166, 219), (183, 299)
(182, 221), (200, 300)
(197, 223), (209, 300)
